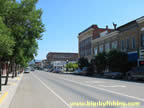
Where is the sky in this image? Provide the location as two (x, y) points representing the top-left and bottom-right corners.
(35, 0), (144, 60)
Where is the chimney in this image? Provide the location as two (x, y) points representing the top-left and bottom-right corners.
(106, 25), (108, 30)
(113, 22), (117, 30)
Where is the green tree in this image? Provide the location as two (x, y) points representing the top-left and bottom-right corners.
(0, 16), (15, 85)
(94, 52), (107, 74)
(73, 63), (78, 70)
(0, 0), (44, 86)
(2, 0), (44, 77)
(78, 57), (89, 69)
(107, 50), (129, 73)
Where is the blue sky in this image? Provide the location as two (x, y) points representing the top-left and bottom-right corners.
(35, 0), (144, 60)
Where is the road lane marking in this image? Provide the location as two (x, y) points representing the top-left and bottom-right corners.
(98, 85), (126, 88)
(86, 81), (105, 83)
(31, 73), (72, 108)
(0, 92), (8, 104)
(54, 77), (144, 102)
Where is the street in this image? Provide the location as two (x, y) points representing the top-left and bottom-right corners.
(10, 70), (144, 108)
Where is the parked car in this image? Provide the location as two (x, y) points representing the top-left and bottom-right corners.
(53, 69), (62, 73)
(43, 68), (48, 72)
(49, 69), (53, 72)
(126, 67), (144, 80)
(24, 67), (30, 73)
(104, 72), (123, 79)
(73, 69), (82, 75)
(31, 68), (35, 71)
(81, 67), (88, 75)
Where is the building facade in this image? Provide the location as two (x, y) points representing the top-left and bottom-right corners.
(78, 25), (113, 61)
(47, 52), (78, 70)
(78, 16), (144, 66)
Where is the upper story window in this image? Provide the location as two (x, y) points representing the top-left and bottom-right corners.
(94, 47), (98, 55)
(121, 40), (124, 50)
(105, 43), (110, 52)
(141, 33), (144, 47)
(99, 45), (103, 53)
(112, 41), (118, 49)
(132, 37), (136, 49)
(126, 38), (130, 49)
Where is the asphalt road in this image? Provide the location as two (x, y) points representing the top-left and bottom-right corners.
(10, 70), (144, 108)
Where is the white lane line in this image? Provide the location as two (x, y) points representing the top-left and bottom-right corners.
(31, 73), (72, 108)
(86, 81), (105, 83)
(98, 85), (126, 88)
(55, 77), (144, 102)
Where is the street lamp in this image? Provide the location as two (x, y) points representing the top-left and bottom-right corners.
(66, 60), (69, 72)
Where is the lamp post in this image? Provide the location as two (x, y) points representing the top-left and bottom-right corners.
(66, 60), (69, 72)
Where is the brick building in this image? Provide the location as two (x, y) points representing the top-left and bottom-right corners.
(78, 24), (113, 61)
(46, 52), (78, 70)
(79, 16), (144, 66)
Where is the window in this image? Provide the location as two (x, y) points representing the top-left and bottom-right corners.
(99, 45), (103, 53)
(121, 40), (124, 50)
(132, 37), (136, 49)
(94, 47), (98, 55)
(141, 33), (144, 47)
(126, 38), (129, 49)
(112, 41), (118, 49)
(105, 43), (110, 52)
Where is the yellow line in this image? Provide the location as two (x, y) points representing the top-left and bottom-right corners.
(0, 92), (8, 104)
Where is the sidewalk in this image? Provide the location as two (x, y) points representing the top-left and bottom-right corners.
(0, 73), (23, 108)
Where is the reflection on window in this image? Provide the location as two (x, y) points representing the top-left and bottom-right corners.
(105, 43), (110, 52)
(94, 47), (98, 55)
(99, 45), (103, 53)
(112, 41), (118, 49)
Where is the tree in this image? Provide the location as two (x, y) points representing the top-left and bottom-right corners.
(107, 50), (129, 73)
(0, 16), (15, 85)
(0, 0), (44, 87)
(78, 57), (89, 69)
(93, 52), (107, 74)
(2, 0), (44, 77)
(73, 63), (78, 70)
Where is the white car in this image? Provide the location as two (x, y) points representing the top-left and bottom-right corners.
(24, 67), (30, 73)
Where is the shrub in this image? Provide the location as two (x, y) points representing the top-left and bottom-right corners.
(93, 52), (107, 75)
(78, 57), (89, 69)
(107, 50), (129, 73)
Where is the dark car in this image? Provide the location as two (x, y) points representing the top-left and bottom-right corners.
(31, 68), (35, 71)
(53, 69), (61, 73)
(73, 69), (82, 75)
(104, 72), (123, 79)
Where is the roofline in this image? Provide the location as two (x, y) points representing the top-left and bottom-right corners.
(117, 16), (144, 30)
(78, 24), (97, 35)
